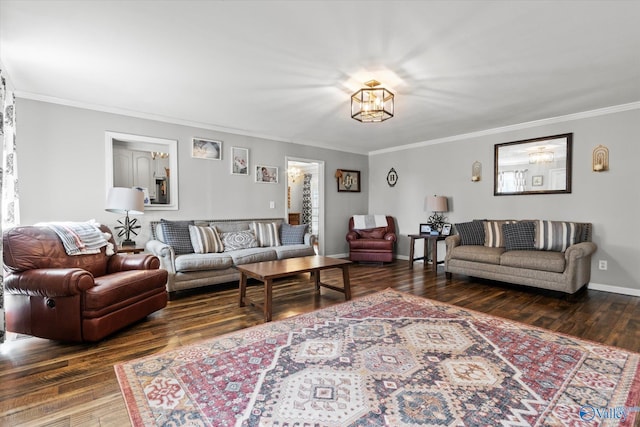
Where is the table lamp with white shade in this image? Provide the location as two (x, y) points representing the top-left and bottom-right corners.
(425, 195), (449, 233)
(105, 187), (144, 246)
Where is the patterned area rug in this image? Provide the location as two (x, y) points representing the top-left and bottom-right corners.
(115, 290), (640, 426)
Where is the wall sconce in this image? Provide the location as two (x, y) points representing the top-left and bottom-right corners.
(471, 161), (482, 182)
(592, 145), (609, 172)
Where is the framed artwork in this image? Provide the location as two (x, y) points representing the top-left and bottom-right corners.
(441, 223), (452, 236)
(192, 138), (222, 160)
(532, 175), (543, 186)
(337, 169), (360, 192)
(419, 224), (431, 234)
(255, 165), (278, 183)
(231, 147), (249, 175)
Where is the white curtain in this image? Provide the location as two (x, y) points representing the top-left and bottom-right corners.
(1, 69), (20, 343)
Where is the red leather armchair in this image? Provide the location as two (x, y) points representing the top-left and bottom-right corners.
(346, 215), (397, 263)
(2, 224), (168, 342)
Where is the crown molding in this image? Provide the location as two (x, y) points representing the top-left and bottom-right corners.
(369, 101), (640, 156)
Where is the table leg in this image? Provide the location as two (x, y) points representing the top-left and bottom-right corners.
(239, 273), (247, 307)
(342, 265), (351, 300)
(432, 238), (438, 273)
(409, 236), (416, 269)
(264, 279), (273, 322)
(314, 269), (321, 291)
(423, 238), (429, 270)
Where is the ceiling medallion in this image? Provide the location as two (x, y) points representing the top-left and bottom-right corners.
(351, 80), (394, 123)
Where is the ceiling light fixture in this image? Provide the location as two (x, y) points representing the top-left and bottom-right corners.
(529, 148), (554, 164)
(351, 80), (394, 123)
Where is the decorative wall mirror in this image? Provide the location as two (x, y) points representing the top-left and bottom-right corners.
(494, 133), (572, 196)
(105, 131), (179, 210)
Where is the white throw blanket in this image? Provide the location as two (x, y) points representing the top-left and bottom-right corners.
(38, 220), (114, 256)
(352, 215), (388, 230)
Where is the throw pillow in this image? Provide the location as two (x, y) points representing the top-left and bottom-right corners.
(220, 230), (258, 252)
(250, 222), (281, 247)
(356, 227), (387, 239)
(484, 220), (517, 248)
(454, 221), (485, 245)
(534, 220), (583, 252)
(281, 223), (308, 245)
(160, 219), (195, 255)
(502, 222), (536, 251)
(188, 225), (223, 254)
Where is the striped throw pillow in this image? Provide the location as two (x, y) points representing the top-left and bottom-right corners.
(250, 222), (281, 247)
(188, 225), (224, 254)
(484, 220), (517, 248)
(535, 220), (582, 252)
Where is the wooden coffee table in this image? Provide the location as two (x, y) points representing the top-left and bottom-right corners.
(238, 255), (352, 322)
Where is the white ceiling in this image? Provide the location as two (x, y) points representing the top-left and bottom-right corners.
(1, 1), (639, 154)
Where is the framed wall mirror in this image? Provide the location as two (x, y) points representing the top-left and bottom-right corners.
(494, 133), (572, 196)
(105, 131), (179, 210)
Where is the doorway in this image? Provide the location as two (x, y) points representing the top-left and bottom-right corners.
(285, 157), (325, 255)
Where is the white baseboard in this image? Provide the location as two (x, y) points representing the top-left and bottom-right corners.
(326, 253), (349, 259)
(588, 282), (640, 297)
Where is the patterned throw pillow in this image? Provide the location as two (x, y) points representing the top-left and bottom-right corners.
(502, 222), (536, 251)
(188, 225), (224, 254)
(281, 223), (308, 245)
(160, 219), (195, 255)
(454, 221), (485, 246)
(534, 220), (583, 252)
(484, 220), (517, 248)
(250, 222), (281, 247)
(220, 230), (258, 252)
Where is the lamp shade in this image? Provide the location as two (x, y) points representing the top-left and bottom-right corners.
(425, 195), (448, 213)
(105, 187), (145, 215)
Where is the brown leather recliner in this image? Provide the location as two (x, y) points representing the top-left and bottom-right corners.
(346, 215), (397, 263)
(2, 224), (168, 342)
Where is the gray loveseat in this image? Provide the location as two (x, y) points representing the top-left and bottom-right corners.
(444, 220), (597, 294)
(146, 218), (316, 298)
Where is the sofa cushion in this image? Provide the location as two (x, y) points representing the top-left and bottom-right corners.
(273, 244), (316, 260)
(534, 220), (583, 252)
(251, 222), (281, 247)
(356, 227), (387, 239)
(454, 221), (485, 246)
(484, 220), (517, 248)
(449, 245), (504, 264)
(189, 225), (224, 254)
(229, 248), (278, 265)
(161, 219), (195, 255)
(281, 223), (308, 245)
(220, 230), (258, 252)
(174, 253), (234, 272)
(500, 250), (566, 273)
(503, 222), (536, 251)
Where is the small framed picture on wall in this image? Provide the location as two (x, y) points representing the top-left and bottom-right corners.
(192, 138), (222, 160)
(255, 165), (279, 183)
(230, 147), (249, 175)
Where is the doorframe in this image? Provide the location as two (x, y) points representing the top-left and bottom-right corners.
(284, 156), (325, 255)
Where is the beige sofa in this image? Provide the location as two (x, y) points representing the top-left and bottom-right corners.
(444, 220), (596, 294)
(146, 218), (316, 298)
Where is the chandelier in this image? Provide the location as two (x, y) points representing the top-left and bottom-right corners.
(529, 148), (554, 163)
(351, 80), (394, 123)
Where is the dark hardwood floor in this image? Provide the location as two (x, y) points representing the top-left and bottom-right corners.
(1, 260), (639, 426)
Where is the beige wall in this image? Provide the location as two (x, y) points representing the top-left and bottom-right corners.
(15, 99), (369, 256)
(369, 107), (640, 294)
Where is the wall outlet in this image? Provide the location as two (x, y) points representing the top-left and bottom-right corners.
(269, 201), (275, 209)
(598, 260), (608, 270)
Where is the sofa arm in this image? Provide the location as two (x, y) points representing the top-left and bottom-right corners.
(445, 235), (461, 250)
(4, 268), (95, 298)
(107, 253), (161, 273)
(565, 241), (597, 261)
(346, 231), (359, 241)
(304, 233), (317, 247)
(145, 239), (176, 274)
(384, 232), (397, 242)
